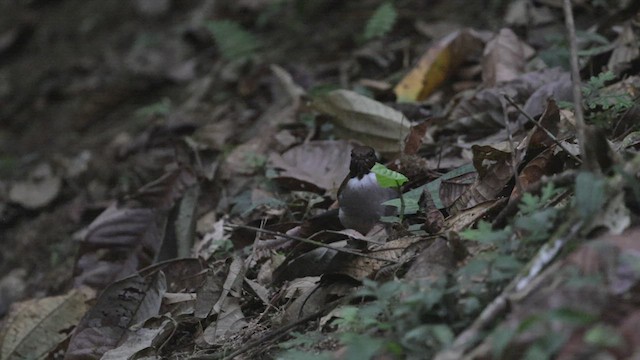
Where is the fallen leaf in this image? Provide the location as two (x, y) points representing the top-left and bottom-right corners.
(0, 288), (92, 360)
(73, 205), (167, 290)
(66, 271), (166, 360)
(312, 89), (411, 153)
(201, 297), (247, 345)
(482, 28), (528, 86)
(101, 316), (175, 360)
(394, 29), (488, 102)
(268, 140), (353, 195)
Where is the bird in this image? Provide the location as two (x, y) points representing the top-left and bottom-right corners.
(337, 146), (398, 235)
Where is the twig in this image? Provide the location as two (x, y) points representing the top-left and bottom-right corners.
(504, 95), (582, 165)
(563, 0), (588, 167)
(192, 306), (331, 359)
(500, 96), (523, 196)
(226, 224), (399, 263)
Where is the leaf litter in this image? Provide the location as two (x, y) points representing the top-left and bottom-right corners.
(0, 1), (640, 359)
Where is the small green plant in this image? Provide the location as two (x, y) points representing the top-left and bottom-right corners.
(370, 162), (409, 223)
(206, 20), (261, 60)
(583, 71), (634, 114)
(560, 71), (635, 126)
(135, 98), (172, 118)
(363, 2), (397, 41)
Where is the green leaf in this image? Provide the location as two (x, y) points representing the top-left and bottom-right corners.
(341, 333), (384, 360)
(206, 20), (260, 60)
(460, 221), (511, 244)
(363, 2), (397, 40)
(371, 163), (408, 188)
(584, 323), (624, 348)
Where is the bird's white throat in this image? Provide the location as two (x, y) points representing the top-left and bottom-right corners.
(345, 172), (379, 192)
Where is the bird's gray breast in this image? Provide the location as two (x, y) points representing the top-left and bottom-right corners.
(338, 173), (397, 234)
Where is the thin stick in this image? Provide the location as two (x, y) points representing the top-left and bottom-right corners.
(504, 95), (582, 164)
(563, 0), (588, 166)
(192, 307), (330, 359)
(501, 96), (523, 196)
(226, 224), (399, 263)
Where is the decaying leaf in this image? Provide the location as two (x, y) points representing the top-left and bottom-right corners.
(312, 89), (411, 153)
(101, 316), (175, 360)
(394, 28), (488, 102)
(131, 166), (198, 210)
(268, 140), (353, 195)
(449, 145), (514, 215)
(327, 236), (422, 281)
(445, 68), (567, 137)
(73, 167), (197, 290)
(481, 28), (529, 87)
(0, 288), (92, 360)
(73, 205), (167, 289)
(66, 271), (166, 359)
(201, 297), (247, 345)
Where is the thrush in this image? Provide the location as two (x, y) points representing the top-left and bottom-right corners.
(337, 146), (397, 235)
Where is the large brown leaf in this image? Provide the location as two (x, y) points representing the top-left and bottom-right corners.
(268, 140), (353, 195)
(0, 288), (92, 360)
(73, 205), (167, 289)
(65, 271), (166, 360)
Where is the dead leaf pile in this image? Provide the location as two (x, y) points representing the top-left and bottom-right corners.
(1, 1), (640, 359)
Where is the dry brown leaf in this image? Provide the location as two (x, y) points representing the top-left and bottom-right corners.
(0, 288), (92, 360)
(608, 23), (640, 75)
(327, 236), (422, 281)
(404, 237), (455, 286)
(482, 28), (528, 86)
(73, 205), (167, 290)
(268, 140), (353, 195)
(200, 297), (247, 346)
(445, 68), (567, 137)
(312, 90), (411, 153)
(444, 200), (504, 233)
(66, 271), (166, 360)
(101, 316), (175, 360)
(131, 166), (198, 210)
(449, 145), (514, 215)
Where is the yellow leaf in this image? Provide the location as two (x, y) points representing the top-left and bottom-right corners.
(394, 29), (487, 102)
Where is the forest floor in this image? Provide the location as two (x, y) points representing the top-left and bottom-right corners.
(1, 0), (640, 359)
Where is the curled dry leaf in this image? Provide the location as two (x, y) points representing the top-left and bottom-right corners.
(66, 271), (166, 360)
(131, 166), (198, 210)
(101, 317), (175, 360)
(394, 28), (488, 102)
(73, 205), (167, 290)
(201, 297), (247, 346)
(312, 90), (411, 153)
(481, 28), (529, 87)
(445, 68), (567, 137)
(449, 145), (514, 215)
(327, 236), (422, 281)
(0, 288), (92, 360)
(268, 140), (353, 195)
(404, 237), (455, 286)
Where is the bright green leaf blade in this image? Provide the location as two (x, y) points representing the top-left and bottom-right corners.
(371, 163), (408, 188)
